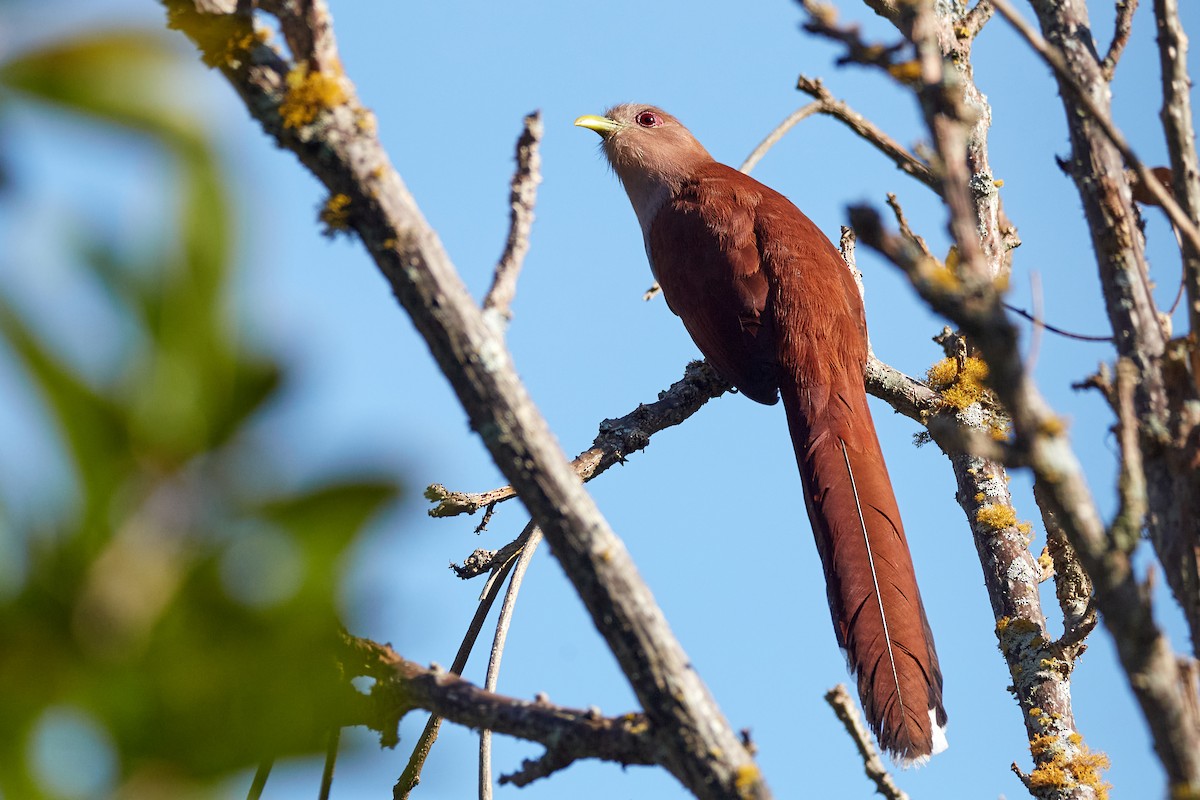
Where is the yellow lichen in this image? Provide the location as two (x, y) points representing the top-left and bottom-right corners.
(997, 616), (1041, 637)
(976, 504), (1018, 530)
(887, 59), (922, 85)
(1040, 416), (1068, 436)
(974, 492), (986, 502)
(945, 245), (961, 273)
(926, 355), (990, 410)
(355, 107), (378, 135)
(280, 62), (348, 129)
(734, 764), (760, 797)
(1028, 707), (1043, 717)
(1026, 733), (1111, 800)
(1170, 784), (1200, 800)
(994, 178), (1005, 187)
(1037, 549), (1054, 576)
(921, 255), (961, 291)
(319, 193), (352, 236)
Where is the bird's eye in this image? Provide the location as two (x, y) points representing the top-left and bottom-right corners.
(635, 111), (661, 128)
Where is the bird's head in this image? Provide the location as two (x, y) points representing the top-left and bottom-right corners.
(573, 104), (705, 191)
(575, 104), (713, 224)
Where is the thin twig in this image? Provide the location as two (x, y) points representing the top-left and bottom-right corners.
(796, 75), (937, 190)
(1154, 0), (1200, 348)
(480, 527), (544, 799)
(1025, 272), (1045, 373)
(885, 193), (932, 258)
(394, 556), (518, 799)
(990, 0), (1200, 255)
(799, 0), (909, 71)
(356, 642), (661, 781)
(853, 201), (1200, 788)
(483, 111), (543, 329)
(427, 360), (731, 518)
(738, 102), (823, 174)
(1101, 0), (1139, 81)
(319, 727), (340, 800)
(1002, 302), (1112, 343)
(824, 685), (909, 800)
(1110, 358), (1148, 552)
(961, 0), (995, 39)
(247, 759), (273, 800)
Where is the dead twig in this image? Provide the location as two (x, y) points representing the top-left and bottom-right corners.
(796, 75), (936, 190)
(738, 102), (824, 174)
(480, 526), (543, 799)
(824, 685), (909, 800)
(991, 0), (1200, 255)
(1101, 0), (1139, 81)
(483, 111), (543, 329)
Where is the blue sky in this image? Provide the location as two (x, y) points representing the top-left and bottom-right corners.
(2, 0), (1197, 798)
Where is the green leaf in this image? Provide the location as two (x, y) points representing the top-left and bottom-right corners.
(0, 30), (201, 142)
(0, 296), (131, 543)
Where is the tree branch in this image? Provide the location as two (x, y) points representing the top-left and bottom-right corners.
(345, 637), (661, 785)
(394, 551), (519, 799)
(1101, 0), (1139, 81)
(480, 525), (543, 799)
(852, 203), (1200, 792)
(483, 111), (542, 330)
(1154, 0), (1200, 346)
(162, 3), (766, 796)
(795, 74), (937, 190)
(992, 0), (1200, 255)
(824, 684), (909, 800)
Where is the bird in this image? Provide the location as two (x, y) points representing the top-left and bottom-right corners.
(575, 104), (947, 765)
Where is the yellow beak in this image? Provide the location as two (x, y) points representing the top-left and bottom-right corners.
(574, 114), (621, 136)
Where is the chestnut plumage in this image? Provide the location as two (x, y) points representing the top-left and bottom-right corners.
(577, 104), (947, 764)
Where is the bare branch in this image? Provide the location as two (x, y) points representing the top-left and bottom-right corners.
(480, 527), (543, 799)
(798, 1), (909, 70)
(824, 685), (909, 800)
(395, 555), (518, 799)
(483, 111), (543, 329)
(163, 5), (766, 795)
(738, 102), (824, 174)
(1154, 0), (1200, 344)
(1035, 483), (1097, 656)
(1110, 358), (1148, 552)
(319, 727), (339, 800)
(1001, 303), (1113, 343)
(991, 0), (1200, 255)
(349, 639), (661, 781)
(427, 360), (731, 518)
(961, 0), (995, 40)
(862, 0), (901, 26)
(1101, 0), (1139, 81)
(885, 192), (932, 258)
(796, 75), (936, 190)
(256, 0), (337, 71)
(853, 201), (1200, 789)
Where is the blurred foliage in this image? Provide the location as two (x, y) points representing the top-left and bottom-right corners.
(0, 28), (400, 799)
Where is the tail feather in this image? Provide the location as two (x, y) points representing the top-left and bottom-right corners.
(781, 375), (946, 764)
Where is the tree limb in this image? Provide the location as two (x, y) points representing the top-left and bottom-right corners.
(162, 2), (767, 796)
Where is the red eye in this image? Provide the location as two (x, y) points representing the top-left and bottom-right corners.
(635, 111), (661, 128)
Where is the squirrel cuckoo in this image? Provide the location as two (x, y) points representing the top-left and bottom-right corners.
(576, 105), (947, 764)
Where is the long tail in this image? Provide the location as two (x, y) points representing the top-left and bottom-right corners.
(780, 371), (947, 765)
